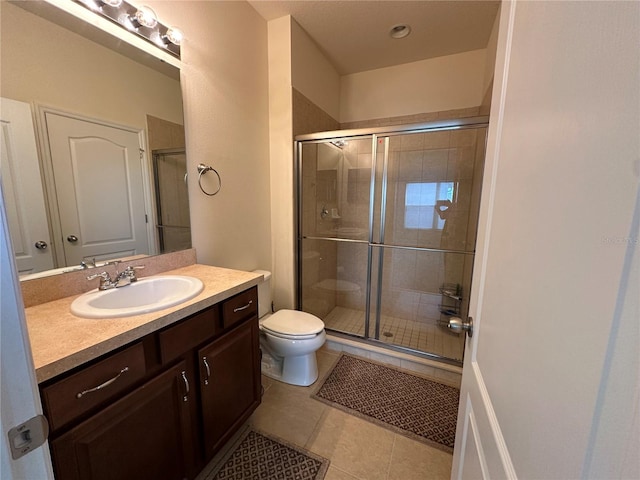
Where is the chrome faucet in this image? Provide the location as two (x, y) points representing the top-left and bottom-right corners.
(80, 258), (97, 269)
(87, 263), (145, 290)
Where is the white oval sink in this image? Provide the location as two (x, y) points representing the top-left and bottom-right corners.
(71, 275), (204, 319)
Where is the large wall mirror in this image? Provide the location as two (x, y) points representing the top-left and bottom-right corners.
(0, 0), (189, 280)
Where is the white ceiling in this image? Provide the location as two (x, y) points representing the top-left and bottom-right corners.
(248, 0), (500, 75)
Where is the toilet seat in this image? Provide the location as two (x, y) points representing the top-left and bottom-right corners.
(260, 309), (324, 340)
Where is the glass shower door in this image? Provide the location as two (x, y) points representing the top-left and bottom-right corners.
(369, 127), (486, 362)
(297, 123), (487, 364)
(298, 137), (374, 337)
(152, 149), (191, 253)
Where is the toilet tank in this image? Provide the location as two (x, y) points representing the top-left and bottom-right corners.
(252, 270), (272, 318)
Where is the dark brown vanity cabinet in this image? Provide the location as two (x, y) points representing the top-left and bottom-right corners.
(50, 361), (194, 480)
(199, 319), (260, 457)
(41, 286), (261, 480)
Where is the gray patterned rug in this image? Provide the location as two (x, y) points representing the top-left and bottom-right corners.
(205, 428), (329, 480)
(312, 354), (460, 452)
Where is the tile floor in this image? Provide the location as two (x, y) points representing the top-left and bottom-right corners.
(247, 348), (454, 480)
(324, 307), (464, 362)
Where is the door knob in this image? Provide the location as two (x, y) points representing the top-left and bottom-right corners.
(67, 235), (78, 243)
(447, 316), (473, 337)
(34, 241), (48, 250)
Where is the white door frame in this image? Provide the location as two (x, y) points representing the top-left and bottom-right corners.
(34, 105), (157, 267)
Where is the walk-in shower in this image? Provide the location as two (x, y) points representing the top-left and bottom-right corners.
(152, 148), (191, 253)
(296, 117), (488, 365)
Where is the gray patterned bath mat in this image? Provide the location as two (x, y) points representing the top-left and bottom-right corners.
(312, 353), (460, 452)
(205, 428), (329, 480)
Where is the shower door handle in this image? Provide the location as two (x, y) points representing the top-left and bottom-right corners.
(447, 317), (473, 338)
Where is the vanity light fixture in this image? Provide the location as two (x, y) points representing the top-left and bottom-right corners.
(73, 0), (181, 58)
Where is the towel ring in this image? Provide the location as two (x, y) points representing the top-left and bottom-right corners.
(197, 163), (221, 196)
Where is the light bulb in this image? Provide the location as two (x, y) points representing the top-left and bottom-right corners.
(101, 0), (123, 6)
(165, 27), (183, 46)
(135, 6), (157, 28)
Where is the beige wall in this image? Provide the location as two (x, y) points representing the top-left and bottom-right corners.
(340, 49), (487, 123)
(146, 1), (272, 274)
(483, 7), (501, 98)
(0, 2), (183, 129)
(266, 16), (295, 309)
(291, 19), (341, 121)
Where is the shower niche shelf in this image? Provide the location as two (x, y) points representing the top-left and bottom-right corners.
(438, 283), (462, 333)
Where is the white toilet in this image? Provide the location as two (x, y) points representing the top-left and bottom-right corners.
(254, 270), (326, 386)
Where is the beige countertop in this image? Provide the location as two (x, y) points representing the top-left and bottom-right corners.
(25, 264), (262, 384)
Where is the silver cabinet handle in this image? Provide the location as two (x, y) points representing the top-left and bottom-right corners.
(202, 357), (211, 385)
(76, 367), (129, 399)
(233, 300), (253, 313)
(181, 370), (189, 402)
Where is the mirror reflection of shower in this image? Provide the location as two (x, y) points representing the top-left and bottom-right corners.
(152, 148), (192, 253)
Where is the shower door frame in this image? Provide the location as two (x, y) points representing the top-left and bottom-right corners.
(295, 116), (489, 365)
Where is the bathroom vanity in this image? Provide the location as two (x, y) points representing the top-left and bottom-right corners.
(24, 264), (262, 480)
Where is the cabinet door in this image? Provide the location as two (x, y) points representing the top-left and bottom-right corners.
(51, 361), (194, 480)
(198, 318), (260, 458)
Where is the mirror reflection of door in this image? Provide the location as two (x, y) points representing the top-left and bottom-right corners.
(44, 111), (150, 266)
(0, 97), (54, 274)
(152, 149), (191, 253)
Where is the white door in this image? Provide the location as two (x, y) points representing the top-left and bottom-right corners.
(44, 111), (149, 265)
(0, 190), (54, 478)
(452, 1), (639, 479)
(0, 98), (54, 275)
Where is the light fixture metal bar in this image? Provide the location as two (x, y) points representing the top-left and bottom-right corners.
(73, 0), (181, 59)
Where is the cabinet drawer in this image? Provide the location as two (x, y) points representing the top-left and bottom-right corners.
(221, 287), (258, 329)
(158, 305), (219, 364)
(42, 342), (146, 432)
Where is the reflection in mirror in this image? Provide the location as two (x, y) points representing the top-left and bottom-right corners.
(0, 1), (188, 280)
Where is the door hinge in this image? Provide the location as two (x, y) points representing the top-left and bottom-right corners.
(145, 214), (149, 224)
(7, 414), (49, 460)
(139, 148), (145, 160)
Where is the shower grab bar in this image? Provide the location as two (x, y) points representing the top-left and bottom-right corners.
(197, 163), (221, 196)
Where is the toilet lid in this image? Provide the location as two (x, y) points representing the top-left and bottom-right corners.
(261, 309), (324, 337)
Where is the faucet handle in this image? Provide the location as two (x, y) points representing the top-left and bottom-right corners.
(123, 265), (144, 281)
(87, 271), (113, 290)
(87, 271), (110, 281)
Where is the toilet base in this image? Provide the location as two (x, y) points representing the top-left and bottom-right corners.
(260, 350), (319, 387)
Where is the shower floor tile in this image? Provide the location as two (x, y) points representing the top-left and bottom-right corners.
(323, 306), (464, 361)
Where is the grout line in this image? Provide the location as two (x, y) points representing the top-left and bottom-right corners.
(385, 434), (398, 480)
